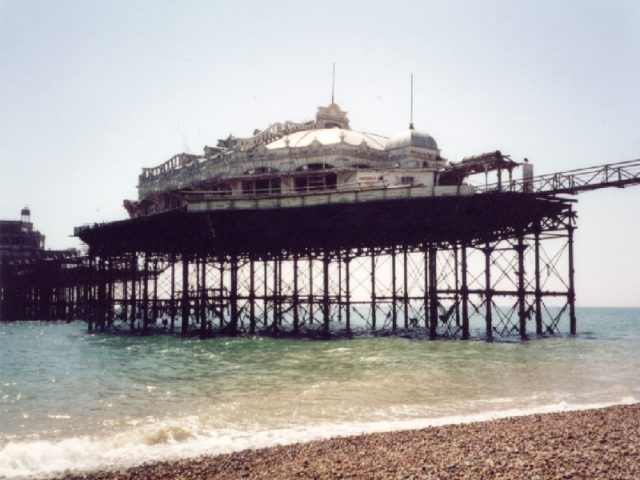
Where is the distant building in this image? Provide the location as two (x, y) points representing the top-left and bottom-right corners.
(0, 207), (46, 262)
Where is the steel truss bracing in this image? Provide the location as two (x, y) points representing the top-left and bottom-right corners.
(84, 206), (577, 340)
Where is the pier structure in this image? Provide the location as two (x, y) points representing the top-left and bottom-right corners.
(2, 95), (639, 338)
(77, 191), (577, 340)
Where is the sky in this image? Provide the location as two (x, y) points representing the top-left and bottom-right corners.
(1, 0), (639, 306)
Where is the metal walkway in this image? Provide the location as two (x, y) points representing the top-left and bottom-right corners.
(479, 158), (640, 195)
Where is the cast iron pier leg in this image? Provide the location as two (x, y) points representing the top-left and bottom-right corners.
(484, 244), (493, 341)
(249, 258), (256, 334)
(345, 254), (351, 334)
(534, 230), (543, 335)
(403, 246), (409, 329)
(517, 235), (527, 340)
(230, 256), (239, 335)
(200, 254), (207, 339)
(322, 250), (330, 337)
(461, 243), (469, 340)
(142, 253), (149, 334)
(428, 246), (438, 340)
(391, 247), (397, 332)
(130, 253), (137, 331)
(568, 223), (577, 335)
(170, 253), (176, 333)
(292, 253), (299, 334)
(181, 253), (189, 335)
(371, 250), (377, 332)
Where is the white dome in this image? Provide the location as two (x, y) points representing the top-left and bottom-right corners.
(266, 128), (388, 151)
(386, 128), (438, 150)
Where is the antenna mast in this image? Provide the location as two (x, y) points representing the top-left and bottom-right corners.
(410, 73), (414, 130)
(331, 63), (336, 104)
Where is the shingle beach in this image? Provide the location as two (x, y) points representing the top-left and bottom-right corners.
(59, 403), (639, 480)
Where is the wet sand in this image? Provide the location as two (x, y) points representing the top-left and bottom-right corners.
(58, 403), (639, 479)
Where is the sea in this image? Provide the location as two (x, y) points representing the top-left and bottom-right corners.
(1, 308), (639, 478)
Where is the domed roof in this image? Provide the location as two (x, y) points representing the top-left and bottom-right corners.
(266, 128), (388, 151)
(385, 127), (438, 150)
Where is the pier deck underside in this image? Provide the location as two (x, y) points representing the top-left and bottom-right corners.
(79, 193), (571, 256)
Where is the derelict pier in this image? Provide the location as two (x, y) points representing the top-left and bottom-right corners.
(2, 100), (639, 340)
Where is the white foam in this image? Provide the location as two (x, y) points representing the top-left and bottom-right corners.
(0, 396), (636, 479)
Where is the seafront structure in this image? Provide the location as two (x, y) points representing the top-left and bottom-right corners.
(0, 208), (82, 321)
(2, 101), (639, 338)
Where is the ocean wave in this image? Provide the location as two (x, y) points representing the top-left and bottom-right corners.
(1, 396), (637, 479)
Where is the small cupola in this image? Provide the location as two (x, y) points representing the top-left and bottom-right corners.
(385, 128), (438, 151)
(21, 206), (31, 223)
(315, 103), (350, 129)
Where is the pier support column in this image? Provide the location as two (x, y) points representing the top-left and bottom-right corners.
(423, 247), (429, 331)
(200, 254), (207, 339)
(534, 230), (543, 335)
(97, 257), (106, 332)
(122, 262), (128, 327)
(263, 260), (268, 328)
(130, 253), (137, 331)
(106, 258), (114, 328)
(87, 254), (95, 332)
(292, 253), (299, 334)
(249, 258), (256, 334)
(181, 253), (190, 336)
(371, 250), (377, 332)
(142, 253), (149, 334)
(391, 247), (397, 331)
(322, 250), (330, 337)
(517, 235), (527, 340)
(308, 254), (314, 325)
(403, 246), (409, 329)
(271, 257), (279, 334)
(219, 261), (225, 329)
(454, 245), (460, 328)
(152, 258), (158, 327)
(461, 243), (469, 340)
(484, 244), (493, 341)
(230, 256), (239, 335)
(568, 223), (577, 335)
(428, 246), (438, 340)
(170, 253), (176, 333)
(345, 254), (351, 334)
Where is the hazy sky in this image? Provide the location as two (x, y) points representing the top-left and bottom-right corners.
(1, 0), (639, 306)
